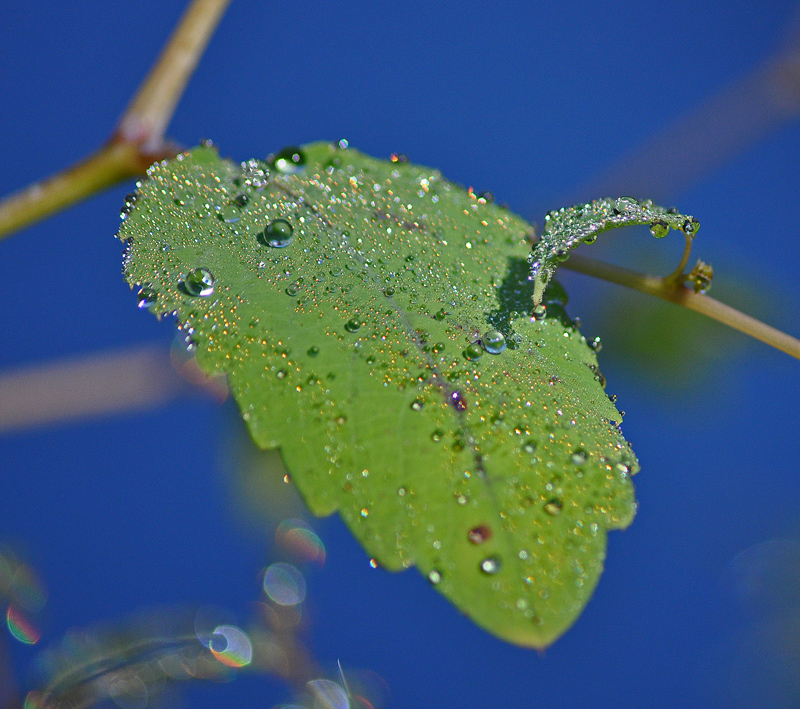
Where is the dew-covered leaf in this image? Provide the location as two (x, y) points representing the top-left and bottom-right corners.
(530, 197), (699, 304)
(119, 142), (638, 648)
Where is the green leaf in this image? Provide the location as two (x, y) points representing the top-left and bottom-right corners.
(530, 197), (699, 304)
(119, 142), (638, 648)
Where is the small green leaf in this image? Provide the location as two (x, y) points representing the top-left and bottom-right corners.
(119, 142), (638, 647)
(530, 197), (699, 304)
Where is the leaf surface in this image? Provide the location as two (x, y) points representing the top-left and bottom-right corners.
(530, 197), (698, 304)
(119, 142), (638, 647)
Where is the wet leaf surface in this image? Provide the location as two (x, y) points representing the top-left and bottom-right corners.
(119, 142), (638, 647)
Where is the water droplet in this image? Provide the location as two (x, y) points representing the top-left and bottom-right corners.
(384, 286), (395, 296)
(450, 391), (467, 411)
(307, 346), (319, 357)
(276, 369), (287, 379)
(431, 429), (444, 442)
(482, 330), (506, 354)
(434, 308), (446, 321)
(480, 556), (501, 574)
(427, 570), (442, 584)
(258, 218), (294, 248)
(271, 146), (306, 174)
(682, 217), (700, 237)
(532, 304), (547, 320)
(360, 508), (369, 517)
(468, 526), (492, 545)
(285, 282), (300, 296)
(614, 196), (638, 213)
(463, 343), (483, 361)
(120, 192), (137, 219)
(544, 499), (563, 516)
(137, 286), (157, 309)
(522, 440), (536, 454)
(181, 268), (215, 297)
(218, 204), (240, 223)
(398, 486), (407, 496)
(571, 450), (588, 465)
(369, 558), (378, 569)
(390, 153), (409, 163)
(588, 336), (602, 352)
(410, 399), (424, 412)
(431, 342), (445, 354)
(344, 318), (361, 333)
(649, 219), (669, 238)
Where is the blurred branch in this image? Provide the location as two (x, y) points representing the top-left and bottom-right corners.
(562, 253), (800, 361)
(577, 9), (800, 202)
(0, 0), (232, 241)
(0, 344), (227, 433)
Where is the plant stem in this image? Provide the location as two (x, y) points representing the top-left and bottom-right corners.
(0, 0), (231, 241)
(117, 0), (233, 151)
(562, 253), (800, 361)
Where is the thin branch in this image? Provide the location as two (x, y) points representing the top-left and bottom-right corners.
(0, 0), (232, 241)
(0, 344), (227, 433)
(561, 253), (800, 361)
(117, 0), (232, 152)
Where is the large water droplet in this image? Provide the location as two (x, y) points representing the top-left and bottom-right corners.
(531, 304), (547, 320)
(482, 330), (506, 354)
(258, 218), (294, 248)
(480, 556), (501, 574)
(344, 318), (361, 333)
(649, 219), (669, 238)
(463, 343), (483, 361)
(181, 268), (215, 297)
(410, 399), (424, 411)
(682, 216), (700, 237)
(271, 146), (306, 174)
(218, 204), (240, 223)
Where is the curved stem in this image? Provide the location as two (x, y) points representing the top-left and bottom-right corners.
(664, 230), (693, 284)
(0, 0), (231, 241)
(562, 253), (800, 361)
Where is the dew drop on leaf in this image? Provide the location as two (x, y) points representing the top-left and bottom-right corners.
(482, 330), (506, 354)
(258, 219), (294, 248)
(544, 499), (563, 516)
(270, 146), (306, 174)
(181, 268), (215, 297)
(468, 526), (492, 545)
(137, 286), (157, 309)
(649, 220), (669, 238)
(463, 343), (483, 361)
(480, 557), (501, 574)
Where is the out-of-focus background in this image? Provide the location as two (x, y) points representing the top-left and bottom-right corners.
(1, 1), (799, 707)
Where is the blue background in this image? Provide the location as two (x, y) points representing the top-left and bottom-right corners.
(1, 1), (800, 707)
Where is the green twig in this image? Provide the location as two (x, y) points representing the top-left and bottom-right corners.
(0, 0), (231, 241)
